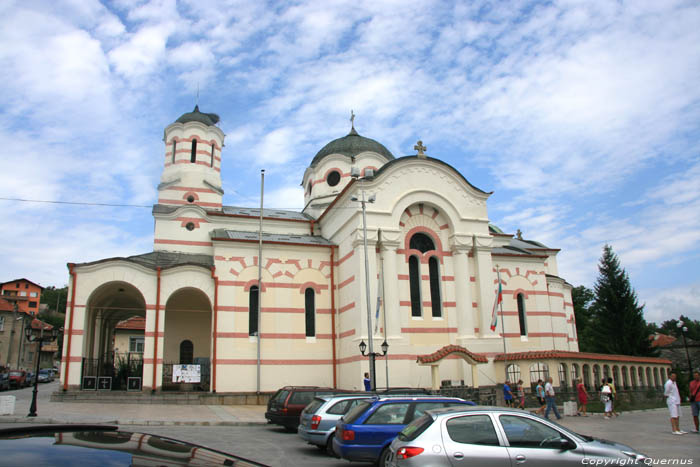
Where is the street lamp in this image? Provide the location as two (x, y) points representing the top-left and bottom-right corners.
(351, 168), (380, 390)
(677, 320), (693, 377)
(24, 324), (59, 417)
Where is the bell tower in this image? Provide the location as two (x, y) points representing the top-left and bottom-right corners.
(158, 106), (225, 210)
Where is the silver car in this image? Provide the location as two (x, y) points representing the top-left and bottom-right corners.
(298, 394), (374, 455)
(386, 406), (648, 466)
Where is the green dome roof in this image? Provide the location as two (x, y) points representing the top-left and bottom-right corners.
(175, 105), (220, 126)
(310, 128), (394, 167)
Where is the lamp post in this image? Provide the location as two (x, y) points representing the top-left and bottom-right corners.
(351, 169), (380, 390)
(677, 320), (693, 377)
(359, 339), (389, 388)
(24, 324), (59, 417)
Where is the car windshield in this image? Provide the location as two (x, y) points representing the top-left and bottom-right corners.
(398, 414), (434, 441)
(343, 400), (372, 424)
(270, 390), (289, 404)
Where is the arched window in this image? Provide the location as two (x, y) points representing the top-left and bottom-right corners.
(190, 139), (197, 163)
(603, 365), (610, 382)
(558, 363), (568, 388)
(249, 285), (259, 336)
(172, 140), (176, 164)
(179, 340), (193, 364)
(593, 365), (601, 388)
(613, 366), (620, 387)
(409, 255), (422, 317)
(305, 288), (315, 337)
(529, 363), (549, 387)
(210, 143), (215, 167)
(583, 364), (591, 390)
(428, 256), (441, 317)
(646, 367), (652, 387)
(653, 368), (660, 387)
(517, 293), (527, 336)
(571, 363), (580, 385)
(409, 233), (435, 253)
(506, 364), (520, 383)
(621, 366), (629, 389)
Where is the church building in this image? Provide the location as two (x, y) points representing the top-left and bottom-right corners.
(59, 107), (670, 395)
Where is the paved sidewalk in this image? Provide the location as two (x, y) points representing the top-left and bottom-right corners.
(0, 392), (267, 426)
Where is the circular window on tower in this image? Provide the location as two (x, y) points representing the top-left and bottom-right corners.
(187, 195), (195, 203)
(327, 170), (341, 187)
(185, 222), (195, 231)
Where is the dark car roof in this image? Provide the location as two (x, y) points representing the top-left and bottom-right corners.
(0, 425), (268, 466)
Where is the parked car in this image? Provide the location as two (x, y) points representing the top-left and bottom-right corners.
(0, 424), (268, 466)
(8, 370), (27, 389)
(333, 396), (475, 466)
(386, 406), (649, 466)
(298, 394), (375, 455)
(38, 369), (52, 383)
(266, 386), (346, 431)
(0, 371), (9, 391)
(25, 371), (36, 386)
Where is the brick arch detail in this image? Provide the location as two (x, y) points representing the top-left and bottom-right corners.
(243, 279), (267, 293)
(511, 288), (530, 299)
(299, 281), (322, 294)
(403, 226), (446, 264)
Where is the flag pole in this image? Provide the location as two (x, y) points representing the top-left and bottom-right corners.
(256, 169), (264, 395)
(497, 266), (508, 381)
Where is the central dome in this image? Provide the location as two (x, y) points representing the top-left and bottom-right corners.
(175, 105), (220, 126)
(310, 128), (394, 167)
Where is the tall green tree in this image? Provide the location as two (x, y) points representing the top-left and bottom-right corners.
(572, 285), (596, 351)
(40, 286), (68, 314)
(659, 315), (700, 341)
(590, 244), (657, 356)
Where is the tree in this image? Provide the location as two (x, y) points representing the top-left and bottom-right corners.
(571, 285), (596, 352)
(589, 244), (657, 357)
(659, 315), (700, 341)
(40, 286), (68, 314)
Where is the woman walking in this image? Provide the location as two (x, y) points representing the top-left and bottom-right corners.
(535, 379), (546, 415)
(576, 378), (588, 416)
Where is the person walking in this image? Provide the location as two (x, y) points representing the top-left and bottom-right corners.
(601, 380), (613, 419)
(535, 379), (546, 415)
(544, 376), (562, 420)
(576, 378), (588, 416)
(690, 371), (700, 433)
(607, 377), (620, 417)
(363, 372), (371, 391)
(516, 380), (525, 409)
(664, 372), (686, 435)
(503, 380), (514, 407)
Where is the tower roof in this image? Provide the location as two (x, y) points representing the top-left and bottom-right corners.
(310, 128), (394, 167)
(175, 105), (220, 126)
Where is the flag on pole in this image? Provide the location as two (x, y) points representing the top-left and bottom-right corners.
(374, 273), (382, 334)
(490, 276), (503, 331)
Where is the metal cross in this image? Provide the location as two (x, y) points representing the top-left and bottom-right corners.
(414, 140), (427, 156)
(516, 229), (523, 240)
(350, 110), (355, 128)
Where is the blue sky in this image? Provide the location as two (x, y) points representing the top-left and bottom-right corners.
(0, 0), (698, 324)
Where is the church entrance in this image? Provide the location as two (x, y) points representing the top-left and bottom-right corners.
(80, 281), (146, 391)
(161, 287), (212, 392)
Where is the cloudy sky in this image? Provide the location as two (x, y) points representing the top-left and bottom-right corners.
(0, 0), (698, 324)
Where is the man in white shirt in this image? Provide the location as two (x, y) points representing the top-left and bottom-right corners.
(544, 376), (562, 420)
(664, 372), (686, 435)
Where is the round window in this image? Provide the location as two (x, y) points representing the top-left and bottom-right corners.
(187, 195), (195, 203)
(327, 170), (341, 187)
(185, 222), (195, 231)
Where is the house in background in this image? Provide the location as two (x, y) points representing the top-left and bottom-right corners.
(113, 316), (145, 360)
(1, 278), (44, 316)
(0, 296), (56, 370)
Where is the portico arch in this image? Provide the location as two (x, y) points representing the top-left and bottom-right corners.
(416, 345), (488, 390)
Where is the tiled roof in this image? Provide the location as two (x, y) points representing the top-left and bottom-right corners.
(116, 316), (145, 330)
(74, 251), (213, 271)
(494, 350), (671, 365)
(416, 344), (488, 364)
(0, 278), (44, 289)
(29, 318), (53, 331)
(650, 333), (677, 348)
(211, 229), (333, 246)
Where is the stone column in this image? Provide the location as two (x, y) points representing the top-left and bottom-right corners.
(451, 244), (474, 339)
(431, 365), (440, 391)
(472, 235), (495, 337)
(471, 364), (479, 388)
(352, 228), (379, 342)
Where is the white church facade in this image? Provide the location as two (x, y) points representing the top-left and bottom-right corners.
(59, 107), (670, 395)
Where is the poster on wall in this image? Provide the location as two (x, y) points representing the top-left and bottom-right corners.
(172, 364), (201, 383)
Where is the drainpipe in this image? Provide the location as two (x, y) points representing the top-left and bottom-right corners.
(211, 266), (219, 393)
(63, 264), (77, 391)
(330, 246), (337, 388)
(152, 267), (162, 393)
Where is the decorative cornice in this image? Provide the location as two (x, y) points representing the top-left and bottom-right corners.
(416, 344), (488, 365)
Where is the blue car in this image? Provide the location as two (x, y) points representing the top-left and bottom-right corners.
(333, 396), (475, 466)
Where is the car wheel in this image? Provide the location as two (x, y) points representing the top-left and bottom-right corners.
(326, 433), (338, 458)
(377, 445), (391, 467)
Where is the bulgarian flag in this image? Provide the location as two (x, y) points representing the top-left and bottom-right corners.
(490, 276), (503, 331)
